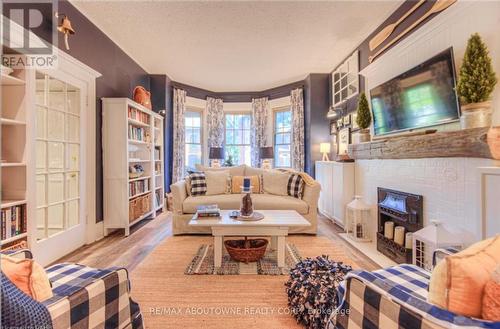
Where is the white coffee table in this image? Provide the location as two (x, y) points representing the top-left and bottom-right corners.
(188, 210), (311, 268)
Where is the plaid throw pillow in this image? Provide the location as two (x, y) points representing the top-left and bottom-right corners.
(189, 172), (207, 196)
(287, 174), (305, 199)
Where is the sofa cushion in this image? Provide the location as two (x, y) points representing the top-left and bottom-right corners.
(262, 170), (289, 196)
(244, 166), (269, 176)
(195, 164), (245, 176)
(182, 193), (308, 214)
(188, 172), (207, 196)
(205, 170), (230, 195)
(483, 265), (500, 321)
(287, 173), (305, 199)
(428, 236), (500, 318)
(1, 255), (53, 302)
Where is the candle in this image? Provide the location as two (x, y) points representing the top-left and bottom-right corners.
(384, 221), (394, 239)
(243, 177), (251, 189)
(405, 232), (413, 249)
(394, 226), (405, 246)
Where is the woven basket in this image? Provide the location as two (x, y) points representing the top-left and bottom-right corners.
(224, 238), (268, 263)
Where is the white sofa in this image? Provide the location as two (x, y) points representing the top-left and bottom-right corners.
(170, 165), (321, 235)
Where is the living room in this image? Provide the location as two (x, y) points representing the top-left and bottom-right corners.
(1, 1), (499, 328)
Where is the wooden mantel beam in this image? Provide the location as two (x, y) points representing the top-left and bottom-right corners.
(348, 127), (493, 160)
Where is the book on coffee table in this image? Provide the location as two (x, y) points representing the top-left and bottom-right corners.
(195, 204), (220, 219)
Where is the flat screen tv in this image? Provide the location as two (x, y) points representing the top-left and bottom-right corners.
(370, 48), (460, 136)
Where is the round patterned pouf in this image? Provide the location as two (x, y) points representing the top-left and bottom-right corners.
(285, 255), (352, 329)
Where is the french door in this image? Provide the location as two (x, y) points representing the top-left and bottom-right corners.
(31, 69), (87, 265)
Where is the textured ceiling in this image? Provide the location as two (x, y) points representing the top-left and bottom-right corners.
(71, 0), (402, 91)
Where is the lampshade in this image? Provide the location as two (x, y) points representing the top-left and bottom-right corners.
(259, 147), (274, 159)
(209, 147), (224, 160)
(320, 143), (331, 154)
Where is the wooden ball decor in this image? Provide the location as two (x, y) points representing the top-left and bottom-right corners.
(285, 255), (352, 329)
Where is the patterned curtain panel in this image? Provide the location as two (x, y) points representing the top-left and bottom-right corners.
(172, 88), (187, 182)
(251, 97), (269, 167)
(291, 88), (305, 172)
(206, 97), (224, 147)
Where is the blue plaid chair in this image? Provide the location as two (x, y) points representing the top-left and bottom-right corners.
(1, 249), (143, 329)
(329, 249), (499, 329)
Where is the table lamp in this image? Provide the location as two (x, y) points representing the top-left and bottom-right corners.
(209, 147), (224, 168)
(320, 143), (331, 161)
(259, 146), (274, 169)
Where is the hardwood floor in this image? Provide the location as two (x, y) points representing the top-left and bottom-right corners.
(57, 212), (379, 271)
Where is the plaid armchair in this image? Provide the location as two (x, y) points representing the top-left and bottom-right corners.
(329, 249), (498, 329)
(1, 249), (143, 329)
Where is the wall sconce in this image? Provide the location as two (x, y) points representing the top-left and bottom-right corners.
(327, 106), (341, 120)
(55, 12), (75, 50)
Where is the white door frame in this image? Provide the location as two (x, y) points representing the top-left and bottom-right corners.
(5, 17), (101, 265)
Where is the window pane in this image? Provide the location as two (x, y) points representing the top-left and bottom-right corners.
(67, 115), (80, 142)
(36, 141), (46, 173)
(67, 200), (79, 228)
(37, 107), (46, 139)
(48, 110), (64, 140)
(185, 144), (202, 171)
(48, 142), (64, 172)
(275, 144), (291, 168)
(37, 208), (46, 240)
(36, 175), (46, 207)
(224, 114), (251, 165)
(48, 203), (64, 237)
(48, 173), (64, 204)
(67, 172), (79, 199)
(274, 110), (292, 167)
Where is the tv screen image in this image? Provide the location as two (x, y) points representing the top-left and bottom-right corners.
(370, 48), (460, 136)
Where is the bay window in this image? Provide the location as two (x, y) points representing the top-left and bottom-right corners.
(224, 113), (251, 166)
(185, 110), (203, 171)
(274, 109), (292, 168)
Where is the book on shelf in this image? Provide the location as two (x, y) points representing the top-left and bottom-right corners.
(129, 179), (150, 197)
(128, 106), (149, 124)
(1, 204), (27, 240)
(128, 125), (148, 142)
(155, 189), (162, 209)
(154, 147), (161, 160)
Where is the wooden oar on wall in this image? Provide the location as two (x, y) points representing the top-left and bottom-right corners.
(369, 0), (425, 52)
(368, 0), (457, 63)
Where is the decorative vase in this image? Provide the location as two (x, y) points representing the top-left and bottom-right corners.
(487, 126), (500, 160)
(240, 193), (254, 217)
(460, 101), (492, 129)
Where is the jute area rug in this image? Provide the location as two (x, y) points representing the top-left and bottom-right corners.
(130, 235), (361, 329)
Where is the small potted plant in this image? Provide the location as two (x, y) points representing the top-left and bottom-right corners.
(456, 33), (497, 129)
(353, 92), (371, 143)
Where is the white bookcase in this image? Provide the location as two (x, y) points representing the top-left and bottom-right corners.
(102, 98), (164, 236)
(1, 68), (29, 248)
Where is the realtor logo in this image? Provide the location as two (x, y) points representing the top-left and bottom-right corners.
(1, 0), (58, 69)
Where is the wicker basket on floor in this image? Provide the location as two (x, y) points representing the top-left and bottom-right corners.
(224, 238), (268, 263)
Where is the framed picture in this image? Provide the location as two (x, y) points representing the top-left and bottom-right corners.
(343, 115), (351, 126)
(330, 121), (337, 135)
(336, 119), (343, 128)
(338, 127), (351, 155)
(351, 113), (359, 130)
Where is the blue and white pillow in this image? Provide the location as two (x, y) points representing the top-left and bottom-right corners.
(189, 172), (207, 196)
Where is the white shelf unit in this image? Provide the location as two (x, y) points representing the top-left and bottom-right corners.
(1, 69), (30, 248)
(102, 98), (164, 236)
(153, 113), (165, 212)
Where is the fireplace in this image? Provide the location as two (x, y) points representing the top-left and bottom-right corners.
(377, 188), (423, 264)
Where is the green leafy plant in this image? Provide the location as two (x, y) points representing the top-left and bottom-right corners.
(456, 33), (497, 105)
(223, 154), (234, 167)
(355, 92), (371, 130)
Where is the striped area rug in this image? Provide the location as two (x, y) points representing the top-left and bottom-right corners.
(185, 243), (302, 275)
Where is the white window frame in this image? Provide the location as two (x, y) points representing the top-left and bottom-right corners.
(224, 112), (252, 166)
(273, 107), (293, 169)
(184, 107), (204, 169)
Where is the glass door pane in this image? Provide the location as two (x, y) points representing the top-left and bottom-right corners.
(35, 73), (81, 240)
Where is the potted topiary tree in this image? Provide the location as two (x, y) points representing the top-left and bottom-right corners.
(353, 92), (372, 143)
(456, 33), (497, 129)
